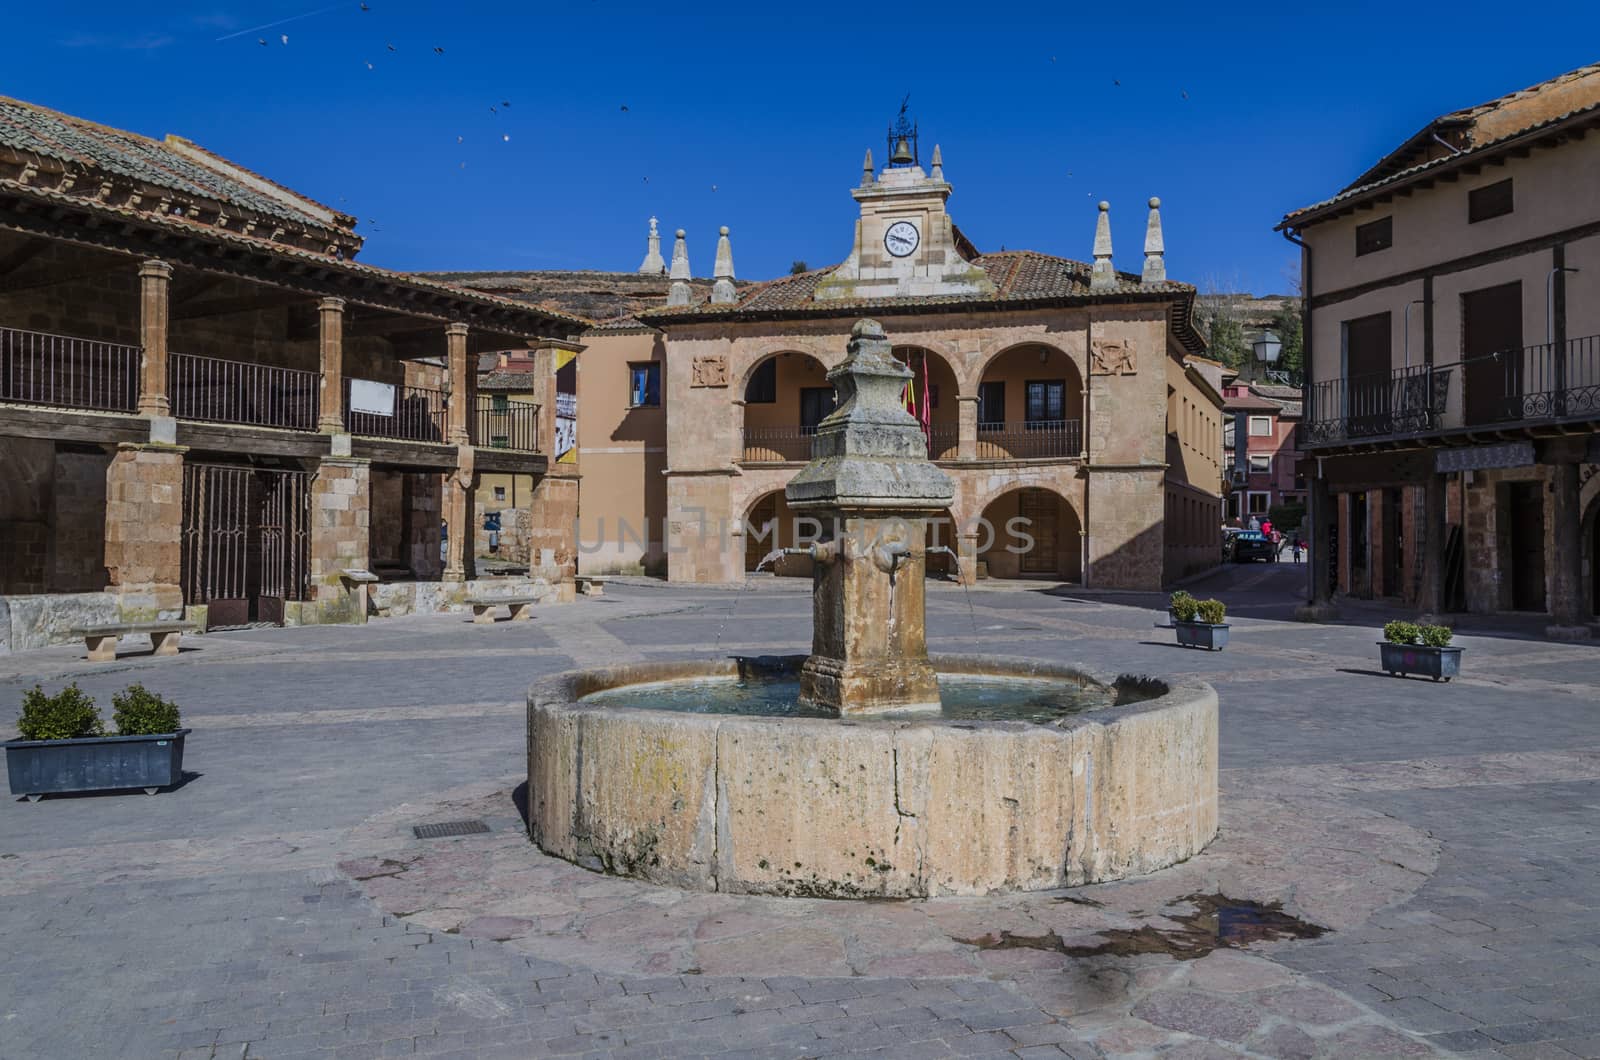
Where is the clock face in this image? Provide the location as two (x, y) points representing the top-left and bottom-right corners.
(884, 220), (920, 258)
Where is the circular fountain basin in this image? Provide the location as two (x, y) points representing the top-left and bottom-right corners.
(528, 655), (1217, 898)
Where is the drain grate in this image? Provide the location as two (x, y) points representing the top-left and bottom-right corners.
(413, 819), (491, 839)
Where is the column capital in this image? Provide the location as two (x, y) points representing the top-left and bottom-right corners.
(318, 296), (346, 313)
(445, 322), (470, 338)
(139, 259), (173, 280)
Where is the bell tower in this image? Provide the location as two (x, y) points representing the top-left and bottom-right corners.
(815, 103), (995, 302)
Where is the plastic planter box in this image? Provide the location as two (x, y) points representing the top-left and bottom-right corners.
(1378, 643), (1462, 682)
(5, 729), (190, 799)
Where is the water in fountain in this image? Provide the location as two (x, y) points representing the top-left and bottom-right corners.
(925, 544), (979, 635)
(581, 670), (1114, 724)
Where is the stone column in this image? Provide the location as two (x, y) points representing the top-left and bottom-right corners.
(104, 442), (186, 620)
(445, 323), (472, 446)
(957, 395), (979, 461)
(1295, 472), (1339, 620)
(1547, 460), (1590, 639)
(1418, 472), (1446, 619)
(137, 260), (173, 417)
(307, 456), (371, 624)
(528, 474), (580, 601)
(442, 451), (476, 583)
(317, 297), (346, 433)
(957, 528), (979, 585)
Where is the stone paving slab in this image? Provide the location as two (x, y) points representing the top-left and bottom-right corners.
(3, 566), (1597, 1057)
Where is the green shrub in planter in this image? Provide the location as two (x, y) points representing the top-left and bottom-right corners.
(112, 685), (182, 736)
(1170, 591), (1199, 622)
(1419, 625), (1454, 648)
(1383, 620), (1421, 645)
(17, 684), (104, 741)
(1195, 598), (1227, 625)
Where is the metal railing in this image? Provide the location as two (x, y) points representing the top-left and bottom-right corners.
(476, 395), (541, 451)
(0, 325), (140, 412)
(926, 423), (960, 461)
(975, 419), (1082, 460)
(343, 381), (448, 443)
(1300, 334), (1600, 446)
(169, 351), (319, 431)
(741, 425), (817, 463)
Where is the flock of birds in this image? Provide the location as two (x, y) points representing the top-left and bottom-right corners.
(228, 4), (1193, 230)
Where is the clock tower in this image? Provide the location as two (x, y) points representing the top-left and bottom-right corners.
(815, 122), (995, 302)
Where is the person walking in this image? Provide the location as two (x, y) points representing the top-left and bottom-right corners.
(1292, 537), (1304, 564)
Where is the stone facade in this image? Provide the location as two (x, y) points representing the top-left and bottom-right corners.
(304, 456), (372, 625)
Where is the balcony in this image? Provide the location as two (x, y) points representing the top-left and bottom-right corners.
(740, 426), (817, 463)
(1299, 336), (1600, 450)
(170, 351), (319, 431)
(0, 325), (139, 413)
(343, 380), (448, 443)
(975, 419), (1082, 460)
(475, 394), (541, 452)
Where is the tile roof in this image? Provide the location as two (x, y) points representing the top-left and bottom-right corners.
(642, 250), (1194, 320)
(1281, 63), (1600, 228)
(0, 96), (353, 245)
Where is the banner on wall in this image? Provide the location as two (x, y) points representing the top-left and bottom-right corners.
(348, 379), (396, 417)
(555, 391), (577, 460)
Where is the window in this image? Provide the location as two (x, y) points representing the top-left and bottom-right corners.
(491, 393), (509, 412)
(799, 387), (836, 431)
(1247, 492), (1271, 515)
(628, 362), (661, 407)
(1025, 380), (1065, 425)
(493, 485), (506, 501)
(1469, 179), (1514, 223)
(1355, 216), (1392, 256)
(1248, 453), (1272, 474)
(1248, 415), (1273, 437)
(978, 380), (1005, 428)
(745, 358), (776, 403)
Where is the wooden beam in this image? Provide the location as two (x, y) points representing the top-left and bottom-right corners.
(0, 404), (144, 446)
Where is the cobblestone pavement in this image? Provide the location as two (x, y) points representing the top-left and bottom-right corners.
(2, 564), (1598, 1058)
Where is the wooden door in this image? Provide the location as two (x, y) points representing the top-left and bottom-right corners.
(1508, 481), (1545, 611)
(1344, 313), (1391, 436)
(1462, 283), (1523, 425)
(1019, 490), (1058, 574)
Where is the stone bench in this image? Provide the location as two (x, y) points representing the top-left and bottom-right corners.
(74, 621), (198, 662)
(575, 576), (609, 597)
(465, 597), (539, 624)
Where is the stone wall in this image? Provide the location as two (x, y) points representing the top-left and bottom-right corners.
(103, 443), (184, 620)
(303, 457), (371, 624)
(51, 448), (110, 592)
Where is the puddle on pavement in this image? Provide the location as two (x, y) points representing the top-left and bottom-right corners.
(956, 893), (1326, 961)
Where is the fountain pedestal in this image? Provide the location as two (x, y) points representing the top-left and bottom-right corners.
(786, 319), (954, 716)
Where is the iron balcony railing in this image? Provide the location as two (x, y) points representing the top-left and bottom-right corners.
(0, 325), (140, 413)
(343, 380), (448, 443)
(975, 419), (1083, 460)
(169, 351), (320, 431)
(476, 395), (541, 452)
(1300, 334), (1600, 447)
(741, 423), (965, 463)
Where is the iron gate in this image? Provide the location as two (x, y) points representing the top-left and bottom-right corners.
(182, 464), (310, 627)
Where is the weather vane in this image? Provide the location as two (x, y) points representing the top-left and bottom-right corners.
(886, 94), (918, 168)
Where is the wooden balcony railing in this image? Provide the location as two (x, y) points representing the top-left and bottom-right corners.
(343, 381), (447, 443)
(975, 419), (1082, 460)
(169, 351), (320, 431)
(1299, 335), (1600, 447)
(0, 326), (140, 413)
(476, 395), (541, 452)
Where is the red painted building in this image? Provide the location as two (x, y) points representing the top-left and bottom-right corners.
(1222, 379), (1304, 523)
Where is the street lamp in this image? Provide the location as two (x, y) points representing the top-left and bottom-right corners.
(1252, 330), (1282, 366)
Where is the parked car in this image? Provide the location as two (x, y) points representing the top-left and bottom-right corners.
(1229, 530), (1277, 563)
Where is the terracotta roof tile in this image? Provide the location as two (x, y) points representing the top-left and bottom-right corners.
(0, 96), (348, 237)
(642, 250), (1193, 320)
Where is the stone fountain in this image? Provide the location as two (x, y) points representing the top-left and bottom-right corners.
(528, 319), (1217, 898)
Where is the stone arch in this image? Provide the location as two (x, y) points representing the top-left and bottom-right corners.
(973, 485), (1083, 581)
(741, 488), (814, 577)
(734, 342), (834, 394)
(972, 343), (1087, 459)
(738, 350), (834, 463)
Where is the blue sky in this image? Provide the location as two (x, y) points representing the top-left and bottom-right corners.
(7, 2), (1599, 293)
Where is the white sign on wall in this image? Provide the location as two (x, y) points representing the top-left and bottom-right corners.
(348, 379), (396, 417)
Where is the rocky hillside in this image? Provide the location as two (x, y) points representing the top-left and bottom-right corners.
(418, 270), (740, 325)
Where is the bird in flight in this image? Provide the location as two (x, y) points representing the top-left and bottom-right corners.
(433, 46), (444, 55)
(280, 34), (289, 44)
(258, 37), (267, 45)
(386, 42), (395, 51)
(620, 104), (629, 112)
(1181, 89), (1190, 100)
(360, 2), (370, 9)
